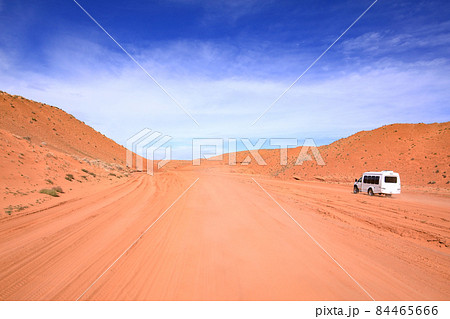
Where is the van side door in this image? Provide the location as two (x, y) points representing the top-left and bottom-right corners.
(374, 175), (380, 193)
(362, 175), (368, 192)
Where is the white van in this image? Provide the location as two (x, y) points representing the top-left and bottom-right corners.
(353, 171), (401, 196)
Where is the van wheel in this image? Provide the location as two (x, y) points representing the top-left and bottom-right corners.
(353, 186), (359, 194)
(368, 188), (374, 196)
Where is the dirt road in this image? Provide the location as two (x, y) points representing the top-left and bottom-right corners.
(0, 168), (449, 300)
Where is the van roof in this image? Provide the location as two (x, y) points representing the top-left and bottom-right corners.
(363, 171), (399, 175)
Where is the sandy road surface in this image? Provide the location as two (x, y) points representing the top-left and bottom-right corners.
(0, 168), (449, 300)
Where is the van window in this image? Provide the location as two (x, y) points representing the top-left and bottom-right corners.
(385, 176), (397, 183)
(363, 176), (380, 185)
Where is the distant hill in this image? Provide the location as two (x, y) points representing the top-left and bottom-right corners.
(225, 122), (450, 187)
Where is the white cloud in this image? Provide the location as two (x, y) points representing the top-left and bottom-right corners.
(1, 35), (449, 159)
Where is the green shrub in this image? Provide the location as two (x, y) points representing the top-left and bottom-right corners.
(39, 188), (59, 197)
(65, 174), (74, 181)
(81, 169), (96, 177)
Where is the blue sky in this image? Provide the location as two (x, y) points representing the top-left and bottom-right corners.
(0, 0), (449, 159)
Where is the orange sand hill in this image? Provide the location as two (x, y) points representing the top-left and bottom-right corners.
(218, 122), (450, 188)
(0, 91), (131, 215)
(0, 90), (126, 165)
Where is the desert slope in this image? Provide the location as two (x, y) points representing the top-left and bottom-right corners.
(225, 122), (450, 188)
(0, 91), (130, 216)
(0, 90), (126, 165)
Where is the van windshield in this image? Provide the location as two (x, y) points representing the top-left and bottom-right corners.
(385, 176), (397, 183)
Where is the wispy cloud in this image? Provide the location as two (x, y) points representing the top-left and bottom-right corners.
(168, 0), (275, 23)
(341, 22), (450, 56)
(1, 1), (449, 159)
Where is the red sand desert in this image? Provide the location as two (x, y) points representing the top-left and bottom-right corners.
(0, 91), (449, 300)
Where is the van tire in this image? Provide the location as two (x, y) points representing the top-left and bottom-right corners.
(368, 188), (374, 196)
(353, 186), (359, 194)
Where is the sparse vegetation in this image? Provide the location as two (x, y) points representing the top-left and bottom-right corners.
(45, 179), (54, 184)
(4, 204), (28, 215)
(65, 174), (75, 181)
(39, 188), (59, 197)
(39, 186), (63, 197)
(81, 169), (96, 177)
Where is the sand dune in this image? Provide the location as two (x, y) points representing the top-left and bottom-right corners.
(222, 122), (450, 188)
(0, 91), (126, 165)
